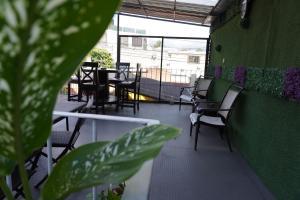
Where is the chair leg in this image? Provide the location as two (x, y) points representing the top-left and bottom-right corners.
(192, 103), (196, 112)
(137, 87), (140, 111)
(116, 86), (120, 112)
(133, 89), (136, 114)
(78, 84), (82, 102)
(224, 128), (233, 152)
(121, 88), (125, 109)
(40, 152), (56, 163)
(53, 148), (70, 163)
(95, 94), (98, 114)
(194, 123), (200, 151)
(189, 123), (193, 136)
(67, 82), (71, 101)
(179, 98), (182, 111)
(14, 187), (25, 198)
(30, 152), (42, 171)
(102, 101), (105, 114)
(35, 175), (48, 189)
(219, 127), (224, 140)
(66, 117), (69, 131)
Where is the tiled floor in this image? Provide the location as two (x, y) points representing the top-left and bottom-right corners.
(29, 102), (275, 200)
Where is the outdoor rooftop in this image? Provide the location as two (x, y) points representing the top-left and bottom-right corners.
(1, 0), (300, 200)
(30, 97), (275, 200)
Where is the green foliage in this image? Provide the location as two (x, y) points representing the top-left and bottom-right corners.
(0, 0), (120, 177)
(88, 189), (123, 200)
(86, 189), (122, 200)
(152, 40), (162, 48)
(206, 65), (215, 77)
(106, 190), (121, 200)
(208, 65), (284, 97)
(221, 66), (235, 81)
(90, 48), (113, 68)
(0, 1), (179, 199)
(42, 125), (180, 200)
(260, 68), (284, 97)
(245, 67), (264, 91)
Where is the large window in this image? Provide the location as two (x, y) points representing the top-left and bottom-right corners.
(188, 56), (200, 64)
(120, 37), (207, 101)
(132, 37), (143, 47)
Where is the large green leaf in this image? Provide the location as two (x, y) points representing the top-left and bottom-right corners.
(42, 125), (181, 200)
(0, 0), (120, 175)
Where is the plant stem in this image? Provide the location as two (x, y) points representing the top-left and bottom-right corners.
(17, 159), (33, 200)
(0, 177), (14, 200)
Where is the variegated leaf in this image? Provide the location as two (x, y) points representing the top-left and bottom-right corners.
(42, 125), (181, 200)
(0, 0), (120, 175)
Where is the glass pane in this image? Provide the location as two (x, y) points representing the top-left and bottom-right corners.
(160, 39), (207, 101)
(120, 37), (162, 100)
(119, 15), (209, 37)
(176, 0), (219, 6)
(94, 14), (119, 63)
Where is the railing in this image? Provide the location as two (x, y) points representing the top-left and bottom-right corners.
(6, 112), (160, 200)
(139, 67), (202, 101)
(65, 67), (202, 102)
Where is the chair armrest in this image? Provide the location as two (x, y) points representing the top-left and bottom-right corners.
(193, 100), (220, 107)
(196, 107), (218, 113)
(180, 86), (194, 95)
(181, 86), (194, 89)
(218, 108), (232, 111)
(197, 107), (232, 115)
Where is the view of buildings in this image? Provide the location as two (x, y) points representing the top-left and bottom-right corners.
(93, 17), (208, 100)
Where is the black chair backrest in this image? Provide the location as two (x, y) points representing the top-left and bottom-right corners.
(116, 62), (130, 81)
(218, 84), (244, 121)
(81, 62), (99, 84)
(195, 76), (214, 97)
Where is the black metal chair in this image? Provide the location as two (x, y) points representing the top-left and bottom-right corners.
(179, 75), (214, 111)
(116, 62), (130, 81)
(35, 104), (91, 188)
(117, 64), (142, 114)
(79, 62), (106, 113)
(0, 149), (42, 199)
(189, 84), (244, 151)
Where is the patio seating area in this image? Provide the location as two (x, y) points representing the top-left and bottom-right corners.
(1, 0), (300, 200)
(28, 97), (274, 200)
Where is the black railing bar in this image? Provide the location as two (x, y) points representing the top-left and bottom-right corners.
(119, 34), (209, 40)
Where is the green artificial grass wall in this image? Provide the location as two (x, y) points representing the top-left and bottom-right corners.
(209, 0), (300, 199)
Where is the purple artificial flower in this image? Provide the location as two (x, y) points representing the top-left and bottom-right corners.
(215, 65), (222, 79)
(283, 67), (300, 101)
(234, 66), (247, 87)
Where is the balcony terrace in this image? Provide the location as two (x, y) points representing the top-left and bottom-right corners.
(28, 96), (274, 200)
(1, 0), (300, 200)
